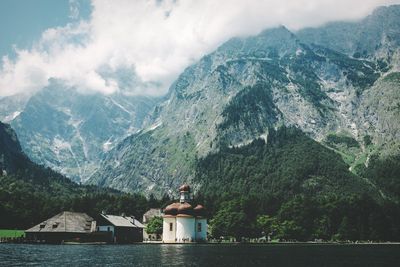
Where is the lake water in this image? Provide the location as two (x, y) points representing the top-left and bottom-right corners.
(0, 243), (399, 266)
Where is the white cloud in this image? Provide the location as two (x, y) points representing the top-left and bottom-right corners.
(69, 0), (80, 20)
(0, 0), (399, 97)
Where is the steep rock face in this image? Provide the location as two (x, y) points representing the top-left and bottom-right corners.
(0, 93), (31, 123)
(88, 6), (399, 197)
(0, 121), (76, 184)
(297, 5), (400, 61)
(90, 4), (400, 196)
(0, 122), (25, 174)
(0, 121), (73, 186)
(10, 80), (159, 182)
(358, 72), (400, 156)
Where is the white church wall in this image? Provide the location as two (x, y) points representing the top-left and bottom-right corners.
(162, 217), (176, 243)
(176, 216), (195, 242)
(195, 218), (207, 241)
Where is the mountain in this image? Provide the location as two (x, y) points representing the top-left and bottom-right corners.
(0, 121), (27, 174)
(7, 80), (159, 182)
(0, 121), (162, 229)
(1, 120), (91, 227)
(0, 121), (86, 189)
(2, 5), (400, 242)
(195, 127), (377, 201)
(0, 92), (31, 123)
(297, 5), (400, 61)
(90, 5), (400, 199)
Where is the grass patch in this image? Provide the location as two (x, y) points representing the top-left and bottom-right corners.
(0, 229), (25, 238)
(383, 72), (400, 83)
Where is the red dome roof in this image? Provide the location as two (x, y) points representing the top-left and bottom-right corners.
(164, 202), (180, 215)
(194, 204), (205, 211)
(194, 204), (206, 217)
(178, 184), (191, 192)
(177, 202), (193, 215)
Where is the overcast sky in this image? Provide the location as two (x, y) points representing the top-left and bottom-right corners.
(0, 0), (399, 97)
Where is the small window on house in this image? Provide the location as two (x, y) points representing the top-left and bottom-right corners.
(169, 222), (173, 231)
(52, 223), (58, 229)
(197, 222), (202, 232)
(40, 224), (45, 229)
(107, 226), (111, 232)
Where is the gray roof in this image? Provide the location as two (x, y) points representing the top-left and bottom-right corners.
(133, 218), (145, 228)
(25, 212), (94, 233)
(101, 214), (144, 228)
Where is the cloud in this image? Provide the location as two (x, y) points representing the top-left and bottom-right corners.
(69, 0), (80, 20)
(0, 0), (399, 97)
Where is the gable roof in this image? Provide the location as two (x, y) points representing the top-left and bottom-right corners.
(132, 218), (145, 228)
(25, 212), (94, 233)
(100, 214), (144, 228)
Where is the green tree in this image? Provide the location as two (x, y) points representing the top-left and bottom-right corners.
(145, 216), (163, 236)
(210, 200), (249, 241)
(337, 216), (358, 241)
(256, 215), (279, 238)
(275, 220), (304, 241)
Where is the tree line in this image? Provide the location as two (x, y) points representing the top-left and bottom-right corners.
(195, 127), (400, 241)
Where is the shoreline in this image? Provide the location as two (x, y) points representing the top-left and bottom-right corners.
(2, 241), (400, 246)
(144, 241), (400, 245)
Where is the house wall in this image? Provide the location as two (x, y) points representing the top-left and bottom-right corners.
(176, 217), (195, 242)
(195, 218), (207, 241)
(114, 227), (143, 243)
(97, 225), (115, 238)
(25, 232), (89, 244)
(143, 227), (161, 241)
(162, 217), (176, 243)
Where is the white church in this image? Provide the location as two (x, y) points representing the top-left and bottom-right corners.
(162, 184), (207, 243)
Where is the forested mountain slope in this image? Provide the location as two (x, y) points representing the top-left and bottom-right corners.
(91, 6), (400, 201)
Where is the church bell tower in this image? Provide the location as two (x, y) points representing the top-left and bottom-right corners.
(179, 184), (191, 203)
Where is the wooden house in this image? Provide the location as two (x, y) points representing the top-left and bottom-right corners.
(96, 213), (144, 243)
(25, 211), (97, 244)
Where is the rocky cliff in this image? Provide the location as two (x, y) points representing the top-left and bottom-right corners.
(89, 6), (400, 197)
(8, 80), (159, 182)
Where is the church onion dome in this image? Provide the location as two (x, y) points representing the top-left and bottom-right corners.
(164, 202), (180, 215)
(177, 202), (193, 215)
(194, 204), (206, 217)
(179, 184), (191, 192)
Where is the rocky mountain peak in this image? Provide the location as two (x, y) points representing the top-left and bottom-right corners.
(9, 79), (160, 182)
(88, 5), (400, 197)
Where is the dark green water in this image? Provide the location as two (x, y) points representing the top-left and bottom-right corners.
(0, 243), (399, 266)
